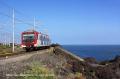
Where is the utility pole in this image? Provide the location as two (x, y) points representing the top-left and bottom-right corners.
(12, 9), (15, 52)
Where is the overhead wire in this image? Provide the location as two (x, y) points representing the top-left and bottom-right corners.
(0, 0), (35, 27)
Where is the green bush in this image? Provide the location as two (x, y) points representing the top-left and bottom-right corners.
(19, 62), (55, 79)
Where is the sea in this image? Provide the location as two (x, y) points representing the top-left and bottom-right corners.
(62, 45), (120, 61)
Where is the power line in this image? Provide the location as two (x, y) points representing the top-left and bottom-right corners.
(0, 0), (48, 46)
(0, 0), (35, 26)
(0, 0), (33, 20)
(0, 11), (12, 19)
(0, 11), (34, 26)
(0, 1), (44, 30)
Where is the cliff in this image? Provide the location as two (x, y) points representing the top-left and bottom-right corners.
(0, 45), (120, 79)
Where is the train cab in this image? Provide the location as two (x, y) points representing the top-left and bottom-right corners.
(21, 29), (50, 51)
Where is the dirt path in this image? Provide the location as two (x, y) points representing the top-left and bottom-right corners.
(0, 49), (49, 65)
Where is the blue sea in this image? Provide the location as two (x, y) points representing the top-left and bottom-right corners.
(62, 45), (120, 61)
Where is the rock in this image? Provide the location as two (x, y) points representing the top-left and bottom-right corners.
(84, 57), (98, 64)
(1, 45), (120, 79)
(111, 55), (120, 62)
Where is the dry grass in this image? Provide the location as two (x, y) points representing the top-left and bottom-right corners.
(0, 45), (22, 57)
(0, 45), (12, 56)
(67, 72), (86, 79)
(20, 62), (55, 79)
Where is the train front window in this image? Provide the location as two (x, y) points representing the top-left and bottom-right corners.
(23, 34), (34, 41)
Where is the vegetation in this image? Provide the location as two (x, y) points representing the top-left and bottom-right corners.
(67, 72), (86, 79)
(0, 45), (21, 57)
(19, 62), (55, 79)
(0, 45), (12, 56)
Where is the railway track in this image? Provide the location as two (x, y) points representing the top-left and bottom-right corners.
(0, 48), (50, 65)
(0, 47), (50, 58)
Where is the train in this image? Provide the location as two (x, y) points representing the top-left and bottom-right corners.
(21, 29), (51, 51)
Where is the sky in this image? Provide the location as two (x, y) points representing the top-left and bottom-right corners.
(0, 0), (120, 45)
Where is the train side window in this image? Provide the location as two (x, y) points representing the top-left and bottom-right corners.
(39, 35), (41, 40)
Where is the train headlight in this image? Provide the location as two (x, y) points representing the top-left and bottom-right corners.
(21, 45), (26, 47)
(34, 44), (37, 47)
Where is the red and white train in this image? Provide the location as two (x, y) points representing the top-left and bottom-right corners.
(21, 29), (51, 51)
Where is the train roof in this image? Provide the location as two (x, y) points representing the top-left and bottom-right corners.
(23, 29), (38, 32)
(22, 29), (48, 36)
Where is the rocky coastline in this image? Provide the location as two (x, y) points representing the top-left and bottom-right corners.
(53, 45), (120, 79)
(0, 45), (120, 79)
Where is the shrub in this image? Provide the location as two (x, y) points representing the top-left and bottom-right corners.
(19, 62), (55, 79)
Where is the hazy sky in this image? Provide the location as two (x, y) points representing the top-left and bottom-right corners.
(0, 0), (120, 45)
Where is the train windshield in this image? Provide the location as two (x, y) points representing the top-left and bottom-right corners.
(23, 34), (34, 41)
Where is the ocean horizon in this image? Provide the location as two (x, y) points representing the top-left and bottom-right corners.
(62, 45), (120, 61)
